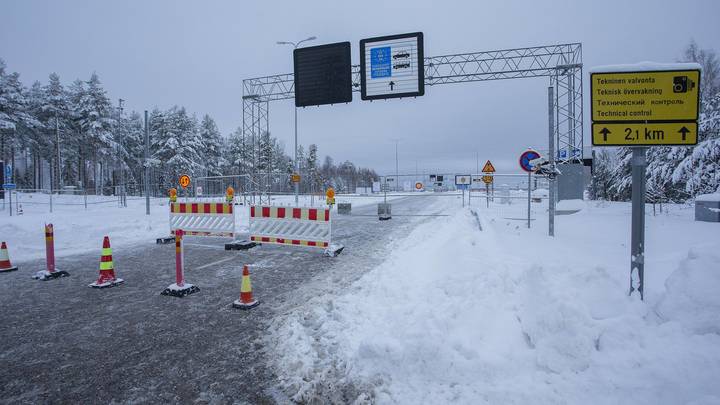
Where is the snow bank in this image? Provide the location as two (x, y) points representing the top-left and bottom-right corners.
(556, 198), (584, 211)
(696, 193), (720, 202)
(270, 202), (720, 404)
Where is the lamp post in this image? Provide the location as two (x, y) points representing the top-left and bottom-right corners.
(277, 36), (317, 206)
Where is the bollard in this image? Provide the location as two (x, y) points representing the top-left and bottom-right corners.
(161, 229), (199, 297)
(33, 223), (70, 280)
(175, 230), (184, 287)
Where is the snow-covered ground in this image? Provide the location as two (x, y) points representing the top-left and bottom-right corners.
(0, 192), (402, 262)
(269, 198), (720, 404)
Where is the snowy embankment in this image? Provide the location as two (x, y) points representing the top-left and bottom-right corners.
(269, 200), (720, 404)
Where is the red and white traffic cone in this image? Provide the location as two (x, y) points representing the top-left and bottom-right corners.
(89, 236), (124, 288)
(232, 265), (259, 309)
(0, 242), (18, 272)
(161, 229), (199, 297)
(33, 224), (70, 280)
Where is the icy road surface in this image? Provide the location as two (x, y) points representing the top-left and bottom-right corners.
(0, 195), (451, 404)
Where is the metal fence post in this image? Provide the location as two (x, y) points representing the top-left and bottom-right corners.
(49, 189), (53, 213)
(84, 188), (88, 210)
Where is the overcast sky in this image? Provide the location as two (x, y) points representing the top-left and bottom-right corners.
(2, 0), (719, 174)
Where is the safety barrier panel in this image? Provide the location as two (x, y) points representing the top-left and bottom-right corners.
(249, 206), (331, 248)
(169, 202), (235, 237)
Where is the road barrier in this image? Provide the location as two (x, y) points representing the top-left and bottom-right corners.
(169, 201), (235, 237)
(249, 205), (343, 256)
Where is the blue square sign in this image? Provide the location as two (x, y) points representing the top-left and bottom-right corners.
(370, 47), (391, 78)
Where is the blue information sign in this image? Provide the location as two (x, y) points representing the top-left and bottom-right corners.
(519, 150), (541, 172)
(3, 184), (16, 190)
(370, 47), (391, 78)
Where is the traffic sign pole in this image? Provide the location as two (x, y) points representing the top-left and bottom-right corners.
(548, 86), (555, 237)
(527, 171), (531, 229)
(630, 147), (647, 300)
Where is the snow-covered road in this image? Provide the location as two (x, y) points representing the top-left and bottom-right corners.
(0, 194), (447, 403)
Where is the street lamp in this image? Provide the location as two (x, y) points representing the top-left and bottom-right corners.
(277, 36), (317, 206)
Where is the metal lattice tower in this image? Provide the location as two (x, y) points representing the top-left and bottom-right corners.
(242, 43), (583, 194)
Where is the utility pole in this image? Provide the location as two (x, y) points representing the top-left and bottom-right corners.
(56, 116), (61, 191)
(393, 139), (400, 192)
(548, 86), (556, 237)
(144, 110), (150, 215)
(277, 36), (317, 206)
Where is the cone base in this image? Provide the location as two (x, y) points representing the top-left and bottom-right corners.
(0, 266), (18, 272)
(161, 283), (200, 298)
(32, 270), (70, 280)
(232, 299), (259, 310)
(88, 278), (124, 289)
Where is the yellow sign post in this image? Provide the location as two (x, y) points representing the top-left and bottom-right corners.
(179, 174), (191, 189)
(481, 160), (496, 173)
(591, 64), (701, 301)
(592, 122), (697, 146)
(591, 69), (700, 146)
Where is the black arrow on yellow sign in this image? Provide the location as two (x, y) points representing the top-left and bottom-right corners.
(678, 126), (691, 141)
(599, 127), (611, 142)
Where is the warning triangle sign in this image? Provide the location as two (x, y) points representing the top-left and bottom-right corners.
(481, 160), (496, 173)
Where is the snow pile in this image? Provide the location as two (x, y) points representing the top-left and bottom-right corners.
(269, 204), (720, 404)
(696, 193), (720, 202)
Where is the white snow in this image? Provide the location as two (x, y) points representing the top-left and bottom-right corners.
(555, 198), (584, 212)
(590, 62), (702, 73)
(696, 193), (720, 202)
(270, 199), (720, 404)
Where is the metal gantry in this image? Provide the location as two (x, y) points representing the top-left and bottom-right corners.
(241, 42), (583, 195)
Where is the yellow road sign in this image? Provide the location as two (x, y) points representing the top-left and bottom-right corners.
(481, 160), (496, 173)
(326, 187), (335, 200)
(592, 122), (697, 146)
(482, 175), (493, 184)
(291, 173), (301, 183)
(591, 70), (700, 122)
(179, 174), (190, 189)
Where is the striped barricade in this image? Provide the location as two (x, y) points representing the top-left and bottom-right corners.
(169, 202), (235, 238)
(249, 206), (344, 256)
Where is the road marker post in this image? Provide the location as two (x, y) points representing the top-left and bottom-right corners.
(33, 224), (70, 280)
(161, 229), (200, 298)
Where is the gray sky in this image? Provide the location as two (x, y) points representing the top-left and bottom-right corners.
(2, 0), (719, 174)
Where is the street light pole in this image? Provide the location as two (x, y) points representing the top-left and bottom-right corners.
(277, 36), (317, 206)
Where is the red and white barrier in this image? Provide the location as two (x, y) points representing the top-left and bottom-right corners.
(169, 202), (235, 238)
(249, 206), (344, 256)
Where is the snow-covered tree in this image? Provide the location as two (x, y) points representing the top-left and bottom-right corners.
(199, 114), (224, 176)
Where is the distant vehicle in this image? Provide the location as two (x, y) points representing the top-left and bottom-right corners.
(393, 51), (410, 59)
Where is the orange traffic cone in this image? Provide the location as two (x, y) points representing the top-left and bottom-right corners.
(233, 265), (259, 309)
(0, 242), (18, 272)
(88, 236), (124, 288)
